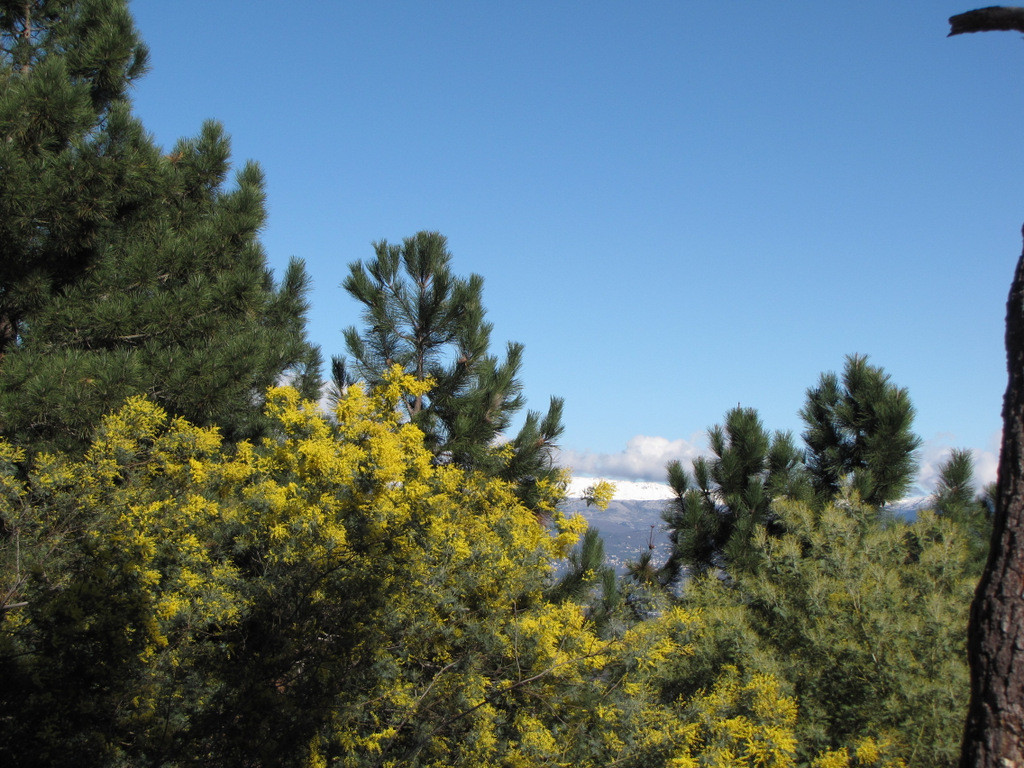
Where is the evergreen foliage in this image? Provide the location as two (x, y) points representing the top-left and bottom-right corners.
(932, 448), (993, 570)
(678, 492), (975, 767)
(0, 374), (823, 768)
(548, 481), (617, 609)
(661, 356), (922, 580)
(546, 526), (611, 620)
(0, 0), (321, 453)
(0, 4), (987, 765)
(800, 354), (921, 507)
(660, 407), (809, 580)
(0, 0), (149, 353)
(339, 231), (563, 507)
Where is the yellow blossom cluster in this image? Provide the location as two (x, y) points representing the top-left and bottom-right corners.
(0, 368), (871, 767)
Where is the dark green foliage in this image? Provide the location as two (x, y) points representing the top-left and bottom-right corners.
(801, 354), (921, 507)
(587, 564), (625, 632)
(678, 494), (975, 767)
(0, 0), (150, 354)
(0, 1), (321, 453)
(935, 449), (976, 511)
(660, 407), (809, 580)
(339, 231), (563, 503)
(932, 448), (993, 571)
(626, 547), (662, 587)
(326, 354), (354, 411)
(661, 355), (921, 583)
(548, 525), (610, 604)
(0, 0), (148, 109)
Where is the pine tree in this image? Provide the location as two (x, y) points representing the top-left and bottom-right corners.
(338, 231), (563, 506)
(932, 448), (993, 571)
(0, 0), (321, 453)
(800, 354), (921, 507)
(946, 15), (1024, 766)
(677, 493), (975, 767)
(959, 223), (1024, 768)
(0, 374), (805, 768)
(0, 0), (149, 354)
(660, 407), (808, 580)
(662, 355), (920, 581)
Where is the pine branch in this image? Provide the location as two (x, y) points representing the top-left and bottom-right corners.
(949, 7), (1024, 36)
(20, 1), (31, 74)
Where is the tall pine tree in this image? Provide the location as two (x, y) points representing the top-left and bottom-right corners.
(662, 356), (920, 581)
(932, 448), (993, 571)
(338, 231), (563, 507)
(0, 0), (321, 453)
(660, 406), (808, 580)
(800, 354), (920, 507)
(946, 15), (1024, 765)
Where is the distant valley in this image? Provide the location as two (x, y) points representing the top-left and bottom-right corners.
(564, 497), (672, 571)
(559, 477), (934, 573)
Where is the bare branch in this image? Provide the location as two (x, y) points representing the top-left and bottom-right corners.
(949, 6), (1024, 36)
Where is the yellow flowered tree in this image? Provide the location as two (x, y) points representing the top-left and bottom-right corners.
(1, 370), (811, 768)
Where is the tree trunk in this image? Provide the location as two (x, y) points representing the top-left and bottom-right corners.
(960, 224), (1024, 768)
(949, 11), (1024, 765)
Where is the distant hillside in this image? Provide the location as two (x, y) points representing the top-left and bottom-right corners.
(560, 477), (934, 572)
(560, 495), (672, 572)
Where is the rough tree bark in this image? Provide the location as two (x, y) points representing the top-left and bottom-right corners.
(948, 14), (1024, 767)
(959, 225), (1024, 768)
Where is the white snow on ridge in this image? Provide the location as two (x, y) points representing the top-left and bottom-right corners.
(566, 476), (675, 501)
(566, 478), (934, 512)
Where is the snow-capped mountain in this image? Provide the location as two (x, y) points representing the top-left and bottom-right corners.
(566, 476), (675, 502)
(562, 477), (675, 571)
(561, 477), (936, 572)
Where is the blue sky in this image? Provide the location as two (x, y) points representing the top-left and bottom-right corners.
(129, 1), (1024, 490)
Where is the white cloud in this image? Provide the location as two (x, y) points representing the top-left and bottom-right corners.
(558, 434), (706, 483)
(975, 435), (1000, 488)
(562, 430), (1003, 498)
(915, 431), (1000, 495)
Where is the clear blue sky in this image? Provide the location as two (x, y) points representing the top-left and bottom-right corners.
(129, 1), (1024, 490)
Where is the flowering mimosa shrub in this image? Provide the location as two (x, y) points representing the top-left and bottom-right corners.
(1, 369), (820, 768)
